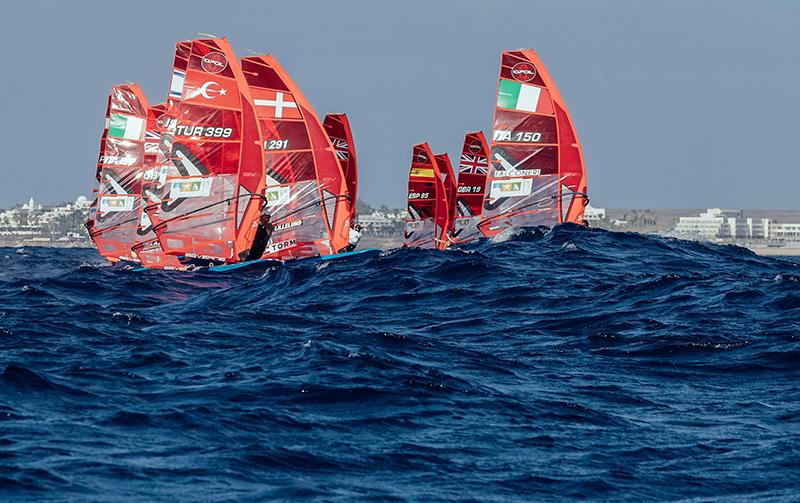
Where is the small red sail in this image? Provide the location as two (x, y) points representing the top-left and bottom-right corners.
(479, 50), (588, 238)
(323, 113), (358, 225)
(433, 153), (456, 250)
(145, 37), (266, 265)
(239, 54), (350, 259)
(87, 84), (151, 264)
(450, 131), (490, 245)
(403, 143), (438, 249)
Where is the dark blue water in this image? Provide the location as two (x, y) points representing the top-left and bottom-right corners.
(1, 225), (799, 501)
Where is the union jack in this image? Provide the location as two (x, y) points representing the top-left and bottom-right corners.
(459, 153), (488, 175)
(333, 138), (348, 160)
(145, 131), (162, 140)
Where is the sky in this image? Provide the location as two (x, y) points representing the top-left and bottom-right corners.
(1, 0), (798, 209)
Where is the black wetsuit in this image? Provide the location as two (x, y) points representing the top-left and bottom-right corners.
(244, 213), (274, 261)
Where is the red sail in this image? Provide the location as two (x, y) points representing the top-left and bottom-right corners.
(479, 50), (588, 238)
(239, 54), (350, 259)
(86, 84), (151, 264)
(323, 113), (357, 224)
(131, 103), (187, 270)
(451, 131), (490, 245)
(145, 38), (266, 264)
(403, 143), (438, 248)
(433, 153), (456, 250)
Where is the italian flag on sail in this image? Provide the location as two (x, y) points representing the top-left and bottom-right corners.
(108, 113), (145, 140)
(497, 80), (549, 114)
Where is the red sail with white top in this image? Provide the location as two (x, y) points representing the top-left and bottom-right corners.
(239, 54), (350, 259)
(86, 84), (151, 264)
(145, 38), (266, 265)
(433, 153), (456, 250)
(323, 113), (358, 224)
(479, 50), (588, 237)
(450, 131), (490, 245)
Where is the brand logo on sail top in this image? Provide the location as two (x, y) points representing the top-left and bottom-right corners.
(416, 151), (428, 163)
(511, 62), (536, 82)
(201, 52), (228, 74)
(468, 142), (482, 154)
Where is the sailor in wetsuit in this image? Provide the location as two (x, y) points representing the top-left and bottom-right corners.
(342, 223), (362, 253)
(244, 208), (275, 261)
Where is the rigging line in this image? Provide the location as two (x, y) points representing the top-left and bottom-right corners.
(151, 193), (268, 233)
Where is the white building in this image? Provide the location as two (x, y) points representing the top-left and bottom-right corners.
(674, 208), (734, 238)
(584, 205), (606, 224)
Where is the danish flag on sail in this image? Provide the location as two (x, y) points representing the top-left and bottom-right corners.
(239, 54), (350, 260)
(479, 50), (588, 238)
(252, 89), (302, 119)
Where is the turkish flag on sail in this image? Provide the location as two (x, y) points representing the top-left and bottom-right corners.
(181, 70), (241, 110)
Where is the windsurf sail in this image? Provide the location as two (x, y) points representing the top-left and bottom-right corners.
(130, 102), (187, 269)
(323, 113), (358, 225)
(433, 153), (456, 250)
(479, 50), (588, 238)
(450, 131), (490, 245)
(145, 37), (267, 265)
(404, 143), (438, 248)
(86, 84), (151, 264)
(239, 54), (350, 259)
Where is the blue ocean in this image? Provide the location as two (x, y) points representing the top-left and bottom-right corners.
(1, 225), (799, 501)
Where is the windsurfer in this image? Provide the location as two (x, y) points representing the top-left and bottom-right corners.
(245, 207), (275, 261)
(342, 223), (362, 253)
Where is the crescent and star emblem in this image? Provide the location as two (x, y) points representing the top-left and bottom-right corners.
(193, 81), (227, 100)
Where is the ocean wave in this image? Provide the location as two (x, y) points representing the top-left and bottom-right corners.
(0, 227), (799, 501)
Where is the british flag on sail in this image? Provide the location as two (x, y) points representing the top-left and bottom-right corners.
(333, 139), (349, 160)
(459, 153), (488, 175)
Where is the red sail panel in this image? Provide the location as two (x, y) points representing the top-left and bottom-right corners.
(131, 103), (187, 270)
(451, 131), (490, 245)
(146, 38), (265, 264)
(240, 55), (350, 260)
(433, 153), (456, 250)
(403, 143), (437, 248)
(323, 113), (357, 224)
(86, 84), (151, 264)
(479, 50), (588, 238)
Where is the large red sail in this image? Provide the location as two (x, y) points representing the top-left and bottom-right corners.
(239, 54), (350, 259)
(145, 38), (266, 265)
(479, 50), (588, 238)
(433, 153), (456, 250)
(451, 131), (490, 245)
(323, 113), (357, 224)
(403, 143), (438, 249)
(87, 84), (151, 264)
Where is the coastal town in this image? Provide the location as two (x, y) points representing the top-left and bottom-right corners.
(2, 196), (800, 256)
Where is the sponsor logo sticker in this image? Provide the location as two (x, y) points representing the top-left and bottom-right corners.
(490, 178), (533, 198)
(265, 186), (291, 207)
(265, 238), (297, 254)
(201, 52), (228, 74)
(99, 195), (135, 213)
(511, 62), (537, 82)
(170, 177), (212, 198)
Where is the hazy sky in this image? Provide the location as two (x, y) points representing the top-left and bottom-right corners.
(1, 0), (797, 209)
